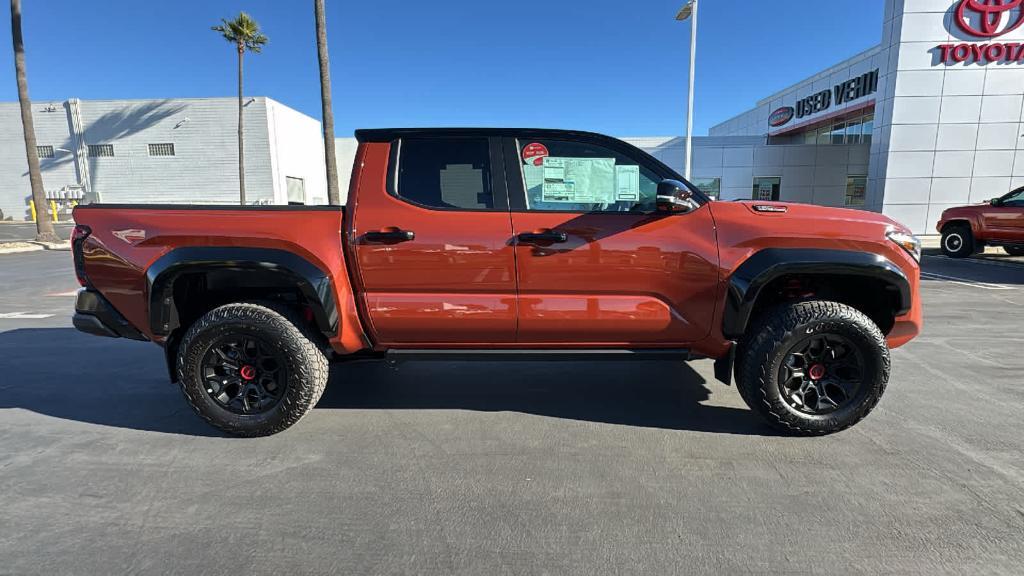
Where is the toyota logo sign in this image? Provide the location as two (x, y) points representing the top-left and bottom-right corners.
(955, 0), (1024, 38)
(937, 0), (1024, 63)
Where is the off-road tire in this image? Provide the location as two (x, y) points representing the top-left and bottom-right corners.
(1004, 246), (1024, 257)
(941, 224), (975, 258)
(736, 300), (890, 436)
(176, 302), (329, 436)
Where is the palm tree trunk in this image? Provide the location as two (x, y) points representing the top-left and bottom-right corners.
(10, 0), (58, 242)
(315, 0), (340, 205)
(237, 43), (246, 205)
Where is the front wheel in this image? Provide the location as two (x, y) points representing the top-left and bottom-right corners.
(736, 301), (890, 436)
(176, 302), (329, 436)
(941, 225), (975, 258)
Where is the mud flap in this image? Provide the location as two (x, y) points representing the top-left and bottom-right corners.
(714, 342), (736, 386)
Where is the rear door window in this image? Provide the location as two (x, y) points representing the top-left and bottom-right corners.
(396, 138), (494, 210)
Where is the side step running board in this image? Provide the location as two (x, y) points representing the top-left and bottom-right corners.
(385, 349), (692, 362)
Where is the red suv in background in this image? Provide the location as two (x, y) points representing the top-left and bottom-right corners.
(937, 187), (1024, 258)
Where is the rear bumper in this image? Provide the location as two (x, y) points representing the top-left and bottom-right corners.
(73, 289), (148, 341)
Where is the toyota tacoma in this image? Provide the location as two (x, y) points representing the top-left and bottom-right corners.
(71, 128), (923, 436)
(937, 186), (1024, 258)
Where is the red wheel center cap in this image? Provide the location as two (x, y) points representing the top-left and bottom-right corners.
(808, 364), (826, 380)
(239, 365), (257, 380)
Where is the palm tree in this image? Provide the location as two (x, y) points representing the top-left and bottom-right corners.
(314, 0), (341, 205)
(212, 12), (268, 205)
(10, 0), (58, 242)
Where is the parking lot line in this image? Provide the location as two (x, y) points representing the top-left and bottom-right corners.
(924, 254), (1024, 270)
(0, 312), (56, 319)
(919, 271), (1015, 291)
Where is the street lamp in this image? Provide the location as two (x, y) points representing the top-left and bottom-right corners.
(676, 0), (698, 181)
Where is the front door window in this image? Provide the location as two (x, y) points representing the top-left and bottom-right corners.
(515, 139), (662, 213)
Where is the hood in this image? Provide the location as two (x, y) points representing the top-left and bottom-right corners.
(940, 204), (986, 217)
(707, 200), (915, 251)
(730, 200), (906, 230)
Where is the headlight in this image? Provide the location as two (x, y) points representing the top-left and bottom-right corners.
(887, 230), (921, 262)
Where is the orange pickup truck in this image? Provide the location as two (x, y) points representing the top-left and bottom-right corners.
(71, 128), (922, 437)
(937, 187), (1024, 258)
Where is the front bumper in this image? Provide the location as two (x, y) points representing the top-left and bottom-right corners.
(73, 289), (148, 341)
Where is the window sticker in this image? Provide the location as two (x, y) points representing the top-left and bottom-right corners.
(540, 157), (616, 203)
(614, 165), (640, 202)
(522, 142), (550, 166)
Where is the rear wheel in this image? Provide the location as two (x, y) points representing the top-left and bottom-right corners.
(941, 225), (975, 258)
(176, 302), (328, 436)
(736, 300), (889, 436)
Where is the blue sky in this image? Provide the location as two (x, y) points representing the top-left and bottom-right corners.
(1, 0), (885, 137)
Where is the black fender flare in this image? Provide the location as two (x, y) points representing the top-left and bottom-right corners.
(146, 247), (339, 339)
(723, 248), (912, 339)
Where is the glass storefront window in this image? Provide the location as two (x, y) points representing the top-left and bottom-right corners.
(691, 177), (721, 200)
(786, 112), (875, 146)
(845, 120), (862, 144)
(861, 115), (874, 144)
(753, 177), (781, 201)
(831, 123), (847, 144)
(846, 175), (867, 206)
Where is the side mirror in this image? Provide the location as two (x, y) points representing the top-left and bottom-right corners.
(656, 179), (701, 213)
(990, 198), (1003, 207)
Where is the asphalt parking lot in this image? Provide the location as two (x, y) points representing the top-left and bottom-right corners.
(1, 250), (1023, 575)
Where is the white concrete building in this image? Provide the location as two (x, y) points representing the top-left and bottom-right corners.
(0, 97), (328, 220)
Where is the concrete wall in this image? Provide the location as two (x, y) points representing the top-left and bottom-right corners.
(872, 0), (1024, 234)
(266, 98), (328, 205)
(335, 137), (360, 204)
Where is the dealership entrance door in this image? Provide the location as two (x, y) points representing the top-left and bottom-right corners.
(753, 177), (781, 201)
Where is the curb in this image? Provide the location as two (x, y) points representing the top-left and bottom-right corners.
(0, 241), (71, 254)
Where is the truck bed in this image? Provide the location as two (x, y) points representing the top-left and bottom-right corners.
(71, 203), (360, 350)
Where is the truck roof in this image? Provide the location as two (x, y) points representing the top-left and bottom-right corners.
(354, 127), (629, 143)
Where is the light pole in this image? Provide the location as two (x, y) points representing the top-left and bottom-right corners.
(676, 0), (698, 181)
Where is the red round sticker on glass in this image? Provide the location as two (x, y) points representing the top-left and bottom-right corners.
(522, 142), (549, 166)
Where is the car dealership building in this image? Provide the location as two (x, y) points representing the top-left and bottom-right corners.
(695, 0), (1024, 234)
(1, 0), (1022, 235)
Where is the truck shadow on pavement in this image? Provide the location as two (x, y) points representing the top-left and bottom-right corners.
(0, 328), (777, 437)
(321, 357), (778, 436)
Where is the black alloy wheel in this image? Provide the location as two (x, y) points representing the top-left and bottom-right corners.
(735, 300), (889, 435)
(778, 334), (864, 415)
(200, 333), (288, 415)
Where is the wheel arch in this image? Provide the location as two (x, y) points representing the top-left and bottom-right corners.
(723, 248), (912, 339)
(147, 247), (340, 342)
(939, 217), (977, 235)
